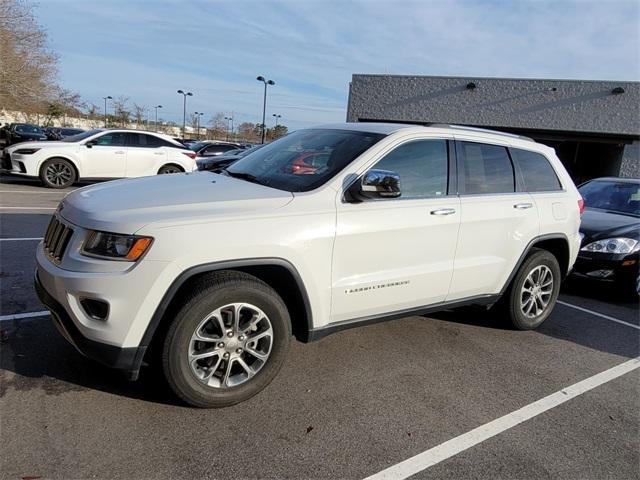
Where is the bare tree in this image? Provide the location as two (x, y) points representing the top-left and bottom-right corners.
(132, 103), (146, 129)
(111, 96), (130, 127)
(0, 0), (58, 111)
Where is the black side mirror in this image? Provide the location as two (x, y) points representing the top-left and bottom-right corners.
(347, 169), (401, 201)
(85, 140), (96, 148)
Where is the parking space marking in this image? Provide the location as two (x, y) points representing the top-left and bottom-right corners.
(0, 237), (43, 242)
(365, 356), (640, 480)
(0, 190), (71, 194)
(0, 311), (49, 322)
(0, 207), (56, 210)
(558, 300), (640, 331)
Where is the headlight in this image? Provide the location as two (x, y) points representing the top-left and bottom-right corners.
(14, 148), (41, 154)
(81, 231), (153, 261)
(581, 237), (639, 254)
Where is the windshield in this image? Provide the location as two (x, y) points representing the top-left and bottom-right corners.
(226, 129), (385, 192)
(62, 129), (104, 142)
(579, 180), (640, 217)
(17, 124), (43, 134)
(237, 145), (264, 158)
(189, 142), (212, 151)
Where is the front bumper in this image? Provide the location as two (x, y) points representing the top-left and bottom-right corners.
(35, 272), (146, 374)
(1, 151), (34, 176)
(572, 250), (639, 283)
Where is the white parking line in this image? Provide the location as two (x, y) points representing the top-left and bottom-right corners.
(0, 207), (56, 210)
(558, 300), (640, 331)
(0, 190), (70, 194)
(0, 237), (43, 241)
(0, 311), (49, 322)
(365, 356), (640, 480)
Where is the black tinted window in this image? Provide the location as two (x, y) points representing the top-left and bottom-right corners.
(373, 140), (448, 198)
(95, 132), (126, 146)
(459, 142), (514, 194)
(128, 133), (158, 147)
(512, 148), (561, 192)
(204, 145), (236, 155)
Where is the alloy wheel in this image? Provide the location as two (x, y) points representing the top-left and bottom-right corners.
(520, 265), (554, 318)
(45, 163), (72, 186)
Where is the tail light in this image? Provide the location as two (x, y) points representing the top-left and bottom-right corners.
(182, 151), (196, 160)
(578, 198), (585, 216)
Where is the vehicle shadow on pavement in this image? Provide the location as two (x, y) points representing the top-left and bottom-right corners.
(0, 318), (182, 406)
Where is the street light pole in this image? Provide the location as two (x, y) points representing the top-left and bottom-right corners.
(272, 113), (281, 127)
(224, 115), (234, 141)
(194, 112), (204, 139)
(256, 76), (275, 144)
(154, 105), (162, 132)
(103, 96), (112, 128)
(177, 90), (193, 139)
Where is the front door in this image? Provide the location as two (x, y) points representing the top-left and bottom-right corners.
(331, 139), (460, 323)
(83, 131), (127, 177)
(125, 133), (167, 177)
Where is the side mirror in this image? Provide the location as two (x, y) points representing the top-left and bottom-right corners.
(85, 140), (96, 148)
(347, 169), (401, 201)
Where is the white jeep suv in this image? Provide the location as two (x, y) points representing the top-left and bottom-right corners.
(35, 123), (583, 407)
(3, 129), (196, 188)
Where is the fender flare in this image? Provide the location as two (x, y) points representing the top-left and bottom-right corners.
(138, 257), (314, 350)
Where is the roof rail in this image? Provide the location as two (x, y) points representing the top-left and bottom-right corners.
(427, 123), (535, 142)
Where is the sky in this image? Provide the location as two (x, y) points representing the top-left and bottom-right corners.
(38, 0), (640, 131)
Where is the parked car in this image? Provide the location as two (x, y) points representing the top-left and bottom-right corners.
(573, 177), (639, 291)
(0, 123), (47, 147)
(189, 141), (242, 158)
(34, 123), (581, 407)
(3, 129), (197, 188)
(45, 127), (85, 141)
(197, 144), (264, 171)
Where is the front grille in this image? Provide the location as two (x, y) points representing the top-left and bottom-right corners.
(43, 215), (74, 264)
(1, 152), (11, 170)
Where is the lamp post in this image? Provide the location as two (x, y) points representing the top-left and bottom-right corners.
(272, 113), (282, 127)
(102, 96), (112, 128)
(194, 112), (204, 139)
(256, 76), (275, 144)
(177, 89), (193, 139)
(224, 115), (234, 141)
(154, 105), (162, 132)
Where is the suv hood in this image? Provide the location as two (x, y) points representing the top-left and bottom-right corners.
(59, 172), (294, 233)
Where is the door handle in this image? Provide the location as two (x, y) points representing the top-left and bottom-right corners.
(154, 151), (164, 155)
(430, 208), (456, 216)
(114, 151), (125, 154)
(513, 202), (533, 209)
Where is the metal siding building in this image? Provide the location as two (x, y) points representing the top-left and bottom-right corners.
(346, 75), (639, 183)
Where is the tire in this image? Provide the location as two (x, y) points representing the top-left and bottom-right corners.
(158, 164), (184, 175)
(40, 158), (77, 188)
(500, 248), (561, 330)
(161, 271), (291, 408)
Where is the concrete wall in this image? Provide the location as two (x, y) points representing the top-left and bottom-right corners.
(347, 75), (640, 136)
(619, 141), (639, 178)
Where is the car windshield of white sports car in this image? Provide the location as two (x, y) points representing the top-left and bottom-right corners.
(62, 129), (104, 142)
(224, 129), (385, 192)
(579, 180), (640, 217)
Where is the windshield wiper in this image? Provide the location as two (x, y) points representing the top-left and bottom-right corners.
(225, 170), (266, 186)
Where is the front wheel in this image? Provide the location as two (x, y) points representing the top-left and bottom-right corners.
(158, 164), (184, 174)
(162, 271), (291, 408)
(502, 248), (561, 330)
(40, 158), (77, 188)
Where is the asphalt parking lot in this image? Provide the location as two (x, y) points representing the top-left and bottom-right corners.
(1, 175), (638, 480)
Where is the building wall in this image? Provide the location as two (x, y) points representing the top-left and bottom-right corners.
(347, 75), (640, 136)
(620, 141), (639, 178)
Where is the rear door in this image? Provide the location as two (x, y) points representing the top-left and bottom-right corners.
(83, 131), (127, 177)
(126, 133), (166, 176)
(447, 139), (539, 300)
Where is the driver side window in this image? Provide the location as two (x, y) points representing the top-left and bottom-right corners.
(94, 132), (126, 146)
(372, 139), (449, 199)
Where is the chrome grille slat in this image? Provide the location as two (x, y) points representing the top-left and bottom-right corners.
(43, 215), (74, 264)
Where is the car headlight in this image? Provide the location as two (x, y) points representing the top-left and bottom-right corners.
(14, 148), (41, 154)
(581, 238), (639, 254)
(81, 231), (153, 261)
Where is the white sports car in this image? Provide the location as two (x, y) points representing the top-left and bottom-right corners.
(2, 129), (197, 188)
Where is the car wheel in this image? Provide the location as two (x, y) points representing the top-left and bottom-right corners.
(162, 271), (291, 408)
(502, 248), (561, 330)
(158, 164), (184, 174)
(40, 158), (77, 189)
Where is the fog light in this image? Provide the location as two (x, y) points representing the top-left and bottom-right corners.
(585, 269), (614, 279)
(80, 298), (109, 321)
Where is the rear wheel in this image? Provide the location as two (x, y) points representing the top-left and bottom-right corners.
(158, 164), (183, 174)
(501, 248), (561, 330)
(40, 158), (77, 188)
(162, 271), (291, 408)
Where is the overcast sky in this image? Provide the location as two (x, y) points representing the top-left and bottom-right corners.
(39, 0), (639, 131)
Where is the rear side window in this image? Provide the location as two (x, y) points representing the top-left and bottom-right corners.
(458, 142), (514, 194)
(511, 148), (562, 192)
(373, 139), (449, 198)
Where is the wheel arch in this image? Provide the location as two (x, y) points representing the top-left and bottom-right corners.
(39, 155), (81, 179)
(500, 233), (570, 296)
(158, 163), (185, 174)
(140, 258), (313, 366)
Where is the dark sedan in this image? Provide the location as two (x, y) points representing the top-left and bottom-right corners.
(0, 123), (47, 147)
(197, 144), (264, 171)
(573, 177), (639, 292)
